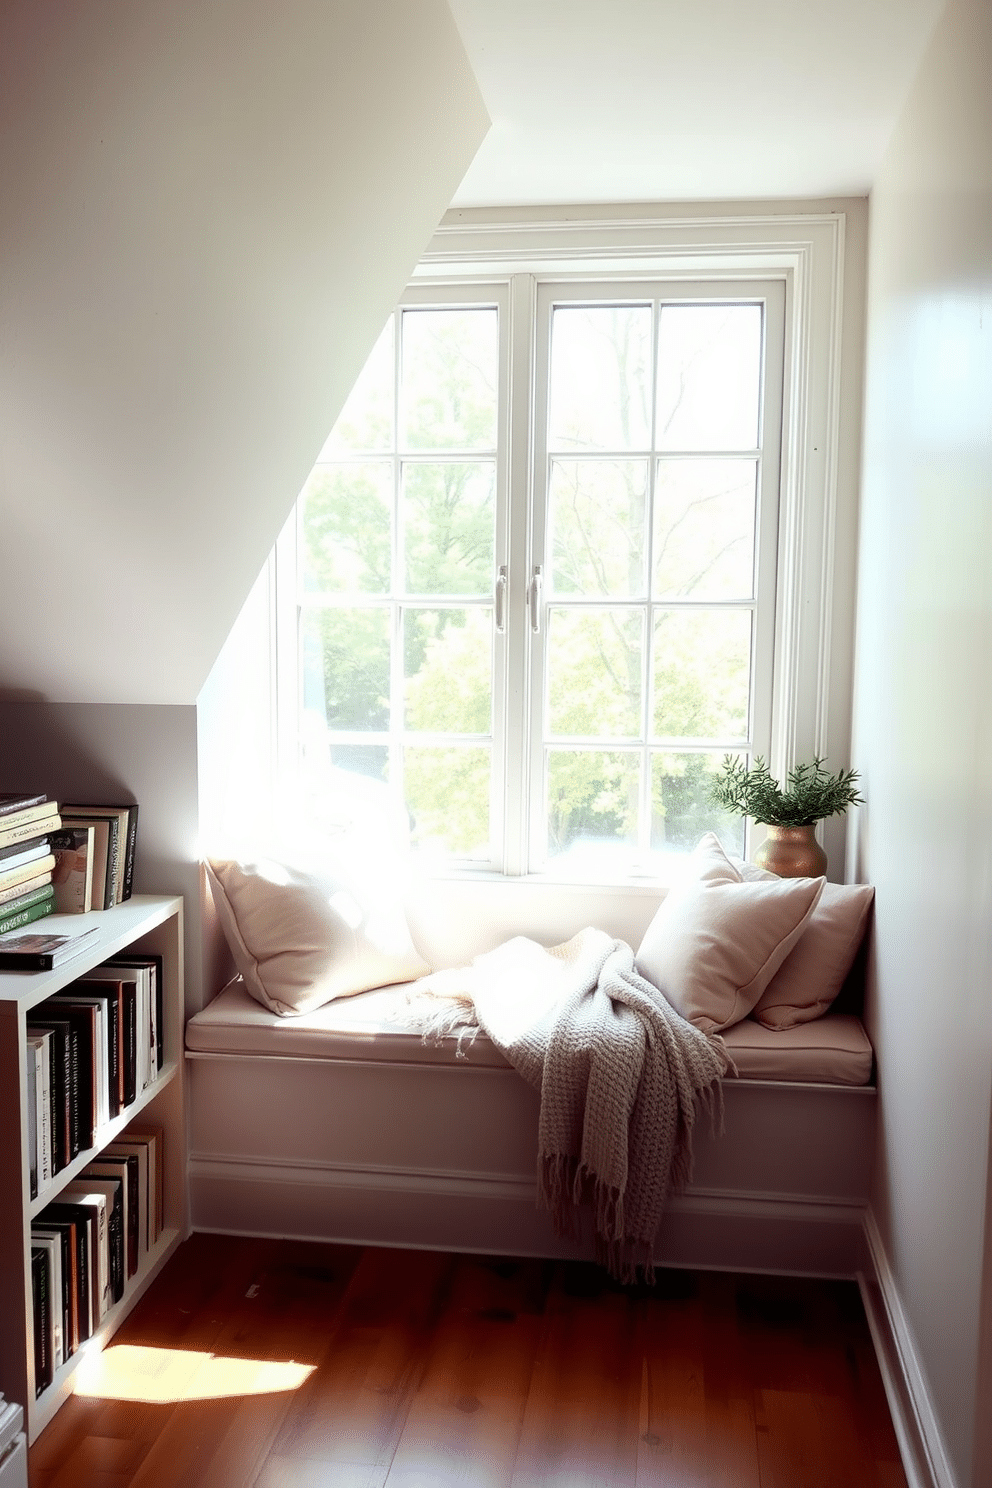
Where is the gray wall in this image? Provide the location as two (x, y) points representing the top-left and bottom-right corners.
(0, 0), (488, 706)
(852, 0), (992, 1483)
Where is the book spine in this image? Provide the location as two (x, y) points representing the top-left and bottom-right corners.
(0, 852), (56, 893)
(26, 1045), (38, 1200)
(0, 897), (54, 937)
(121, 805), (139, 901)
(0, 813), (61, 850)
(0, 872), (53, 909)
(31, 1248), (51, 1395)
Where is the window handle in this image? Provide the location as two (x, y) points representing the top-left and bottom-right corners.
(528, 565), (543, 634)
(494, 564), (508, 633)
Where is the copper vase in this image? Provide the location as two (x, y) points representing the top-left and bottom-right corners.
(754, 823), (827, 878)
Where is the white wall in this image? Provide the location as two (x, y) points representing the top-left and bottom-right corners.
(853, 0), (992, 1483)
(0, 0), (488, 706)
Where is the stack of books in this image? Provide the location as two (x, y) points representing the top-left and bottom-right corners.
(0, 1395), (25, 1484)
(56, 803), (139, 912)
(0, 795), (140, 926)
(0, 794), (62, 937)
(29, 1121), (163, 1392)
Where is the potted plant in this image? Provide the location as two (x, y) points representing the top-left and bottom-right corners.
(709, 755), (864, 877)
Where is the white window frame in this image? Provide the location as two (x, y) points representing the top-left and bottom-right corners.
(275, 209), (852, 887)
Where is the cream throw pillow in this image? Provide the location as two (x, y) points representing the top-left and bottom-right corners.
(751, 883), (874, 1029)
(635, 834), (825, 1033)
(206, 855), (430, 1017)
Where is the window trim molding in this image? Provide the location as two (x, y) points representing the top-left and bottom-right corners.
(415, 210), (851, 843)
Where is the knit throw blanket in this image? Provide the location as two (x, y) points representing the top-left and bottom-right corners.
(404, 927), (729, 1282)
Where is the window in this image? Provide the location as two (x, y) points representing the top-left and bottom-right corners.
(274, 214), (850, 882)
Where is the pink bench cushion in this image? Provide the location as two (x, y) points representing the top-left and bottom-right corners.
(186, 979), (873, 1086)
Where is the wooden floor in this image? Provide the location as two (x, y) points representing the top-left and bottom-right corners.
(29, 1234), (907, 1488)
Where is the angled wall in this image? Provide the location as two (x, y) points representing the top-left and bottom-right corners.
(853, 0), (992, 1483)
(0, 0), (488, 705)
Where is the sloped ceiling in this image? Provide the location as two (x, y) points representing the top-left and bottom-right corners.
(447, 0), (947, 204)
(0, 0), (488, 705)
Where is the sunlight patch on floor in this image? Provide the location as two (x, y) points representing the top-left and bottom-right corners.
(74, 1344), (316, 1403)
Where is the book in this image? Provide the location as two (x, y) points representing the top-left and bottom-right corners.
(104, 1140), (149, 1259)
(26, 1016), (74, 1170)
(59, 1186), (110, 1322)
(31, 1246), (52, 1394)
(50, 826), (95, 914)
(26, 1037), (39, 1200)
(86, 1155), (138, 1280)
(0, 811), (61, 852)
(32, 1222), (79, 1358)
(38, 1202), (94, 1342)
(0, 837), (51, 871)
(60, 805), (135, 908)
(0, 926), (100, 970)
(58, 815), (111, 910)
(0, 794), (48, 822)
(73, 976), (125, 1116)
(0, 852), (56, 896)
(78, 1169), (125, 1304)
(44, 997), (98, 1152)
(109, 953), (164, 1074)
(26, 1032), (53, 1196)
(0, 895), (54, 938)
(121, 1124), (163, 1240)
(0, 870), (53, 910)
(0, 1400), (23, 1457)
(30, 1228), (70, 1366)
(51, 992), (109, 1129)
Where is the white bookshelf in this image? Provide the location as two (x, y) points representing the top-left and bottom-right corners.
(0, 896), (187, 1443)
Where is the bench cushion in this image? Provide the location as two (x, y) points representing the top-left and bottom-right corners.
(186, 978), (873, 1086)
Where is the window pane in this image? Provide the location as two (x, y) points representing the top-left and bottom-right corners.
(405, 745), (490, 857)
(327, 744), (389, 783)
(546, 749), (640, 862)
(548, 607), (643, 738)
(652, 609), (751, 740)
(653, 459), (757, 600)
(404, 608), (492, 734)
(651, 751), (745, 855)
(403, 461), (494, 595)
(300, 463), (392, 594)
(318, 320), (394, 456)
(549, 305), (651, 452)
(401, 309), (497, 451)
(657, 304), (762, 451)
(301, 607), (390, 730)
(549, 459), (647, 597)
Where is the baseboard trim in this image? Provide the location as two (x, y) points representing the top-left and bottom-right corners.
(188, 1153), (867, 1278)
(858, 1210), (958, 1488)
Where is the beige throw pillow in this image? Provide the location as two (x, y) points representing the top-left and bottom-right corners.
(635, 834), (825, 1033)
(206, 855), (430, 1017)
(751, 883), (874, 1029)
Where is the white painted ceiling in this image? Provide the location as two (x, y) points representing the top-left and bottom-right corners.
(447, 0), (947, 205)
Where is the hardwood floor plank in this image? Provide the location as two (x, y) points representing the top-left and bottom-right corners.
(384, 1255), (550, 1487)
(509, 1262), (642, 1488)
(27, 1238), (908, 1488)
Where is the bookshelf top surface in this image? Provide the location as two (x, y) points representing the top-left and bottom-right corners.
(0, 895), (182, 1007)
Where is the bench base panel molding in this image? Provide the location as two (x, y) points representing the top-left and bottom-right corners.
(186, 1046), (877, 1278)
(188, 1154), (869, 1278)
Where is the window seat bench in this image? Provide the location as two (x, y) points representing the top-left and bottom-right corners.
(185, 977), (876, 1279)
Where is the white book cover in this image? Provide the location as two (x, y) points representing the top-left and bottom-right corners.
(25, 1033), (52, 1194)
(25, 1043), (37, 1200)
(29, 1234), (63, 1372)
